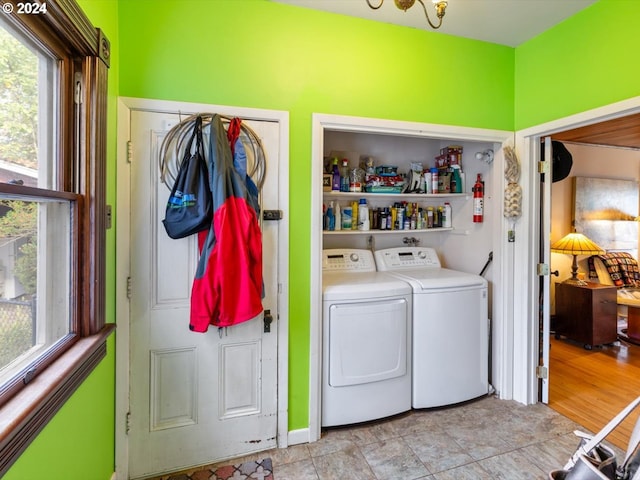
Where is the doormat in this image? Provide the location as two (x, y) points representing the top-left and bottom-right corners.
(165, 458), (273, 480)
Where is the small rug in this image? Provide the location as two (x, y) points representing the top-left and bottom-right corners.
(165, 458), (273, 480)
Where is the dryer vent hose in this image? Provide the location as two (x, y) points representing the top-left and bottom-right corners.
(480, 251), (493, 277)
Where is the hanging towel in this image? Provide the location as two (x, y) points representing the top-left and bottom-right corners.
(189, 115), (263, 332)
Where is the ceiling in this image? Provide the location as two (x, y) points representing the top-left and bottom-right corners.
(271, 0), (599, 47)
(272, 0), (640, 149)
(552, 114), (640, 150)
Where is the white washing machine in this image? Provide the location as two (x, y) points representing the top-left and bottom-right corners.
(375, 247), (489, 409)
(322, 248), (412, 427)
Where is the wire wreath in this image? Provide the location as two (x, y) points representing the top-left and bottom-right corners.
(159, 113), (267, 192)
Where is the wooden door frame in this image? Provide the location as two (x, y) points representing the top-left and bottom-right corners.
(115, 97), (289, 480)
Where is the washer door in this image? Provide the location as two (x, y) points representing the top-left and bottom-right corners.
(328, 297), (409, 387)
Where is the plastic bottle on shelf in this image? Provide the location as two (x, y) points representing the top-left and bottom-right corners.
(357, 198), (369, 231)
(342, 205), (352, 230)
(424, 171), (432, 194)
(430, 168), (439, 194)
(451, 165), (463, 193)
(411, 204), (418, 230)
(340, 159), (350, 192)
(331, 158), (340, 191)
(380, 208), (387, 230)
(372, 208), (379, 229)
(335, 202), (341, 231)
(443, 202), (452, 228)
(351, 200), (359, 230)
(326, 201), (335, 231)
(397, 206), (404, 230)
(322, 204), (326, 230)
(349, 166), (365, 192)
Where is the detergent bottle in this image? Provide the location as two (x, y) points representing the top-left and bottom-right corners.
(326, 201), (335, 231)
(358, 198), (369, 231)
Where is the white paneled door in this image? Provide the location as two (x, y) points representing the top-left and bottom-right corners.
(128, 110), (281, 479)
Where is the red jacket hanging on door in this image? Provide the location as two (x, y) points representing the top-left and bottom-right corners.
(189, 115), (263, 332)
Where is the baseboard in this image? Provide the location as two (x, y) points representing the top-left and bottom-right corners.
(287, 428), (310, 446)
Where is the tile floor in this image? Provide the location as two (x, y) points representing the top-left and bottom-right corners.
(219, 395), (623, 480)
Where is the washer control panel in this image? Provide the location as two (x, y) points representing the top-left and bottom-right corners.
(374, 247), (441, 271)
(322, 249), (376, 272)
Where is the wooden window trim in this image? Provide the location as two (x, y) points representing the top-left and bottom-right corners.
(0, 324), (115, 476)
(0, 1), (113, 475)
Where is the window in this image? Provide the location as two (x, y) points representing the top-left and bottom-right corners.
(0, 1), (113, 475)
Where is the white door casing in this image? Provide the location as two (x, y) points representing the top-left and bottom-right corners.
(115, 98), (289, 480)
(516, 96), (640, 406)
(309, 113), (512, 441)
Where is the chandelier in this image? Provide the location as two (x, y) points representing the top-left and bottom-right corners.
(366, 0), (448, 30)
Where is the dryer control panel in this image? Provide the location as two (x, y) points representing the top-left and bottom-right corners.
(322, 249), (376, 272)
(375, 247), (441, 271)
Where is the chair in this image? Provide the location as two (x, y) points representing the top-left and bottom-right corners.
(589, 252), (640, 344)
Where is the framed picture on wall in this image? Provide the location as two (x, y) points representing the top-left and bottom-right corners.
(573, 176), (639, 259)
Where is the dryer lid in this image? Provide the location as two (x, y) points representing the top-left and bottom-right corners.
(389, 268), (487, 290)
(323, 271), (411, 300)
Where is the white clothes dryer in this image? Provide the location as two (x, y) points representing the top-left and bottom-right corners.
(375, 247), (489, 409)
(322, 249), (412, 427)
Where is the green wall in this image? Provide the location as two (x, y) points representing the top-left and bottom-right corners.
(3, 1), (119, 479)
(515, 0), (640, 129)
(4, 337), (116, 480)
(117, 0), (514, 431)
(10, 0), (640, 478)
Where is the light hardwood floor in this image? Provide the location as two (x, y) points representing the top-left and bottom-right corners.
(549, 335), (640, 450)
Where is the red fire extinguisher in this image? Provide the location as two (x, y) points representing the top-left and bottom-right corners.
(473, 173), (484, 223)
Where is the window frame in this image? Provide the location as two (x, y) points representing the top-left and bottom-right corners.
(0, 1), (113, 475)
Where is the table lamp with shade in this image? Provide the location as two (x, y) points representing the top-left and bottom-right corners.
(550, 232), (605, 285)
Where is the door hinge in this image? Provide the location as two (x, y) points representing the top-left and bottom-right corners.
(126, 411), (131, 435)
(105, 204), (112, 229)
(126, 140), (133, 164)
(126, 276), (132, 300)
(538, 160), (549, 174)
(537, 263), (550, 275)
(74, 72), (82, 105)
(536, 365), (548, 379)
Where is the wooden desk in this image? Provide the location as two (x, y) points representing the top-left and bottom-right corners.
(554, 282), (617, 349)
